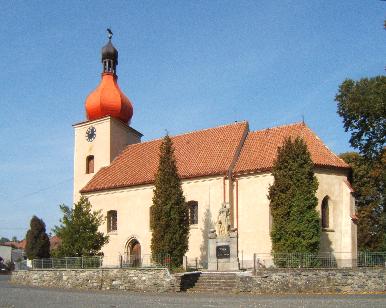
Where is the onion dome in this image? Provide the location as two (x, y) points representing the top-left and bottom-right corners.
(85, 30), (133, 124)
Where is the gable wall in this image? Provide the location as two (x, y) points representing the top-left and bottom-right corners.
(235, 169), (357, 264)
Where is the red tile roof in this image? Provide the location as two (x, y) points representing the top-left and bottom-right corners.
(81, 121), (349, 193)
(50, 236), (61, 251)
(233, 122), (349, 175)
(81, 122), (248, 193)
(2, 240), (26, 250)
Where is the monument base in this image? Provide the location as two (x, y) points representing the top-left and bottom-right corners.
(208, 229), (239, 271)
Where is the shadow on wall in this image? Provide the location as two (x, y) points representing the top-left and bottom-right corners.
(320, 230), (334, 253)
(320, 228), (337, 267)
(199, 209), (214, 269)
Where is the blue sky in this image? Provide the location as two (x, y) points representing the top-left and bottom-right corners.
(0, 1), (385, 239)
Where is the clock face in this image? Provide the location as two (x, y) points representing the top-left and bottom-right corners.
(86, 126), (96, 142)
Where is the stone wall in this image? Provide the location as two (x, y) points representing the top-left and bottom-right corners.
(11, 268), (175, 292)
(238, 268), (386, 294)
(12, 268), (386, 294)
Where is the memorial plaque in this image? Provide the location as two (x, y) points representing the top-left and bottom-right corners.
(216, 245), (230, 259)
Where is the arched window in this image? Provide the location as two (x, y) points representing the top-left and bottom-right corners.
(86, 155), (94, 174)
(321, 196), (329, 229)
(107, 210), (117, 232)
(187, 201), (198, 225)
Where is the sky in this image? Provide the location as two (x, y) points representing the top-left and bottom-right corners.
(0, 1), (385, 240)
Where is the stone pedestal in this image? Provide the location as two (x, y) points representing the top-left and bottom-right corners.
(208, 229), (239, 271)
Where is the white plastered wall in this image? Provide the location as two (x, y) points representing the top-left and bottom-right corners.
(83, 176), (226, 263)
(73, 116), (141, 202)
(82, 168), (357, 266)
(235, 169), (357, 264)
(316, 169), (357, 261)
(236, 173), (273, 263)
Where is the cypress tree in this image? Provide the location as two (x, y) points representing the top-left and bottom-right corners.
(268, 137), (320, 256)
(150, 135), (189, 268)
(25, 216), (50, 259)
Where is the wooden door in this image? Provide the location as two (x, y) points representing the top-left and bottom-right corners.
(131, 242), (141, 267)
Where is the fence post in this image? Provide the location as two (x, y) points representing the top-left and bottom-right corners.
(182, 256), (187, 271)
(195, 258), (198, 270)
(253, 253), (256, 275)
(241, 250), (243, 269)
(119, 255), (123, 268)
(81, 257), (83, 269)
(65, 257), (68, 269)
(364, 252), (367, 267)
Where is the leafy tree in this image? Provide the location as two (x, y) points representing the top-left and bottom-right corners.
(0, 237), (10, 244)
(340, 152), (385, 251)
(335, 75), (386, 251)
(11, 236), (17, 242)
(335, 76), (386, 160)
(150, 135), (189, 268)
(53, 197), (109, 257)
(25, 216), (50, 259)
(268, 137), (321, 255)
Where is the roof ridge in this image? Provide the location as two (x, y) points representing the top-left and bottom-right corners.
(115, 121), (249, 151)
(251, 121), (305, 134)
(169, 120), (248, 139)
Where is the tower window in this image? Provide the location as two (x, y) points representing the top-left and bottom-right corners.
(103, 59), (114, 73)
(321, 196), (330, 229)
(86, 155), (94, 174)
(187, 201), (198, 225)
(107, 210), (117, 233)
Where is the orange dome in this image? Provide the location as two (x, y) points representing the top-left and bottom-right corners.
(85, 73), (133, 124)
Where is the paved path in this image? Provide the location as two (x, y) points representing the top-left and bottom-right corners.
(1, 275), (386, 308)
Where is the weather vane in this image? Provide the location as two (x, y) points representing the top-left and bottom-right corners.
(107, 28), (113, 40)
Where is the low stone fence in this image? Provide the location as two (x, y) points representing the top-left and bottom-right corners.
(239, 268), (386, 294)
(11, 268), (386, 294)
(11, 268), (176, 292)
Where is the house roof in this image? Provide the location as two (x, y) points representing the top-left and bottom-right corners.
(81, 121), (349, 193)
(233, 122), (349, 175)
(81, 121), (248, 193)
(50, 236), (61, 250)
(2, 240), (26, 250)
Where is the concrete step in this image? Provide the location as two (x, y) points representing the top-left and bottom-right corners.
(193, 284), (236, 288)
(177, 272), (240, 293)
(193, 280), (237, 284)
(195, 279), (237, 283)
(199, 275), (237, 279)
(187, 288), (237, 293)
(197, 277), (237, 281)
(187, 286), (236, 290)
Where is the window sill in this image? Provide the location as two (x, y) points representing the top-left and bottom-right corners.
(322, 228), (334, 232)
(107, 231), (118, 235)
(190, 225), (198, 229)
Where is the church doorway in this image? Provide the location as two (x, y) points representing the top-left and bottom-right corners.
(125, 238), (141, 267)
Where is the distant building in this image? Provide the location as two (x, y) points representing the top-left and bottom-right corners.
(1, 240), (26, 250)
(49, 236), (61, 252)
(72, 36), (357, 267)
(0, 245), (24, 263)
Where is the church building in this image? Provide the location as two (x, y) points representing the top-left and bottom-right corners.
(73, 36), (357, 268)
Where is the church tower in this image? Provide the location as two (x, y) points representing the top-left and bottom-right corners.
(73, 31), (142, 201)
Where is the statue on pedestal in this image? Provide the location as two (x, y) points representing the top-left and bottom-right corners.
(216, 203), (230, 237)
(208, 202), (239, 271)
